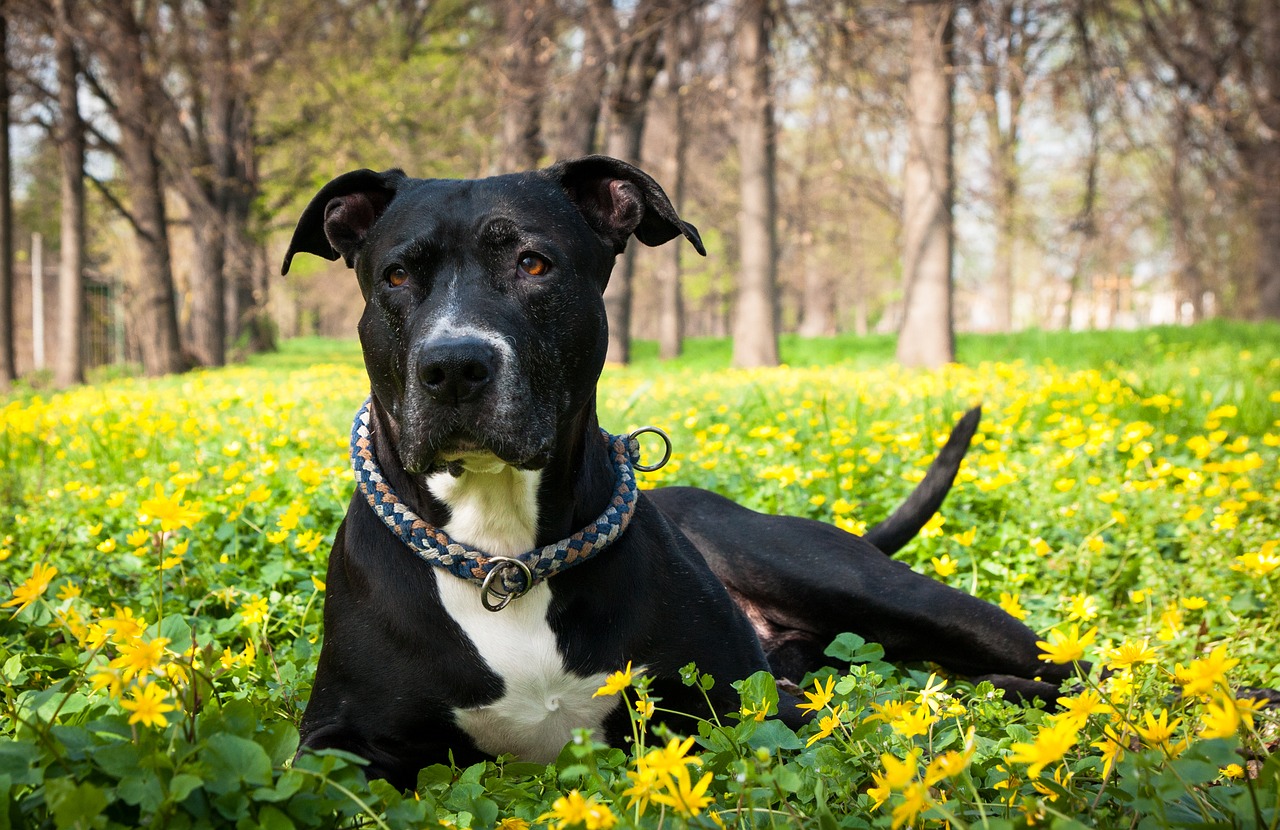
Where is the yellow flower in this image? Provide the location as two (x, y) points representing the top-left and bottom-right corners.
(593, 662), (634, 697)
(891, 703), (937, 739)
(999, 592), (1028, 620)
(1007, 720), (1078, 778)
(635, 697), (655, 720)
(931, 554), (959, 578)
(1174, 645), (1239, 698)
(139, 485), (204, 532)
(891, 781), (929, 830)
(126, 528), (151, 548)
(1180, 596), (1207, 610)
(120, 682), (176, 729)
(797, 675), (835, 715)
(879, 750), (919, 790)
(1199, 694), (1242, 739)
(638, 736), (702, 783)
(1105, 639), (1158, 671)
(311, 575), (326, 592)
(924, 742), (973, 785)
(1065, 592), (1098, 621)
(56, 582), (81, 601)
(805, 703), (848, 747)
(1051, 689), (1112, 727)
(1221, 763), (1244, 780)
(3, 563), (58, 615)
(539, 791), (615, 830)
(1136, 709), (1182, 750)
(1036, 624), (1097, 664)
(241, 596), (270, 627)
(920, 514), (945, 538)
(952, 527), (976, 547)
(1091, 725), (1129, 777)
(109, 636), (170, 682)
(266, 530), (289, 545)
(651, 766), (714, 818)
(96, 538), (117, 553)
(495, 819), (529, 830)
(295, 529), (326, 554)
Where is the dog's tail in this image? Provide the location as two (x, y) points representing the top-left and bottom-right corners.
(862, 405), (981, 557)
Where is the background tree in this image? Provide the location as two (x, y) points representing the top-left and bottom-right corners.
(0, 8), (13, 388)
(897, 0), (956, 367)
(731, 0), (780, 368)
(53, 0), (84, 386)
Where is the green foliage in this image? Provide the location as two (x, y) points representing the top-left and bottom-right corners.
(1, 324), (1278, 828)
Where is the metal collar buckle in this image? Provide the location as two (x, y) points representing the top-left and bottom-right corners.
(480, 556), (534, 612)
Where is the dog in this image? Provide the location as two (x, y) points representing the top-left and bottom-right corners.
(280, 156), (1076, 790)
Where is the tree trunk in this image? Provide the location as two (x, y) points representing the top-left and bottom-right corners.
(598, 0), (667, 365)
(1169, 99), (1204, 322)
(731, 0), (780, 368)
(897, 1), (955, 368)
(796, 136), (832, 337)
(54, 0), (86, 386)
(0, 12), (13, 387)
(499, 0), (551, 171)
(603, 110), (645, 364)
(100, 2), (186, 376)
(653, 19), (690, 360)
(187, 205), (226, 366)
(557, 14), (607, 159)
(1243, 139), (1280, 319)
(1062, 0), (1099, 330)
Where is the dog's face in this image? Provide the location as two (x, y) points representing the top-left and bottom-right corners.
(282, 157), (705, 474)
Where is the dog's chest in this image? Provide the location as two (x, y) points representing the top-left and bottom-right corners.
(427, 465), (616, 762)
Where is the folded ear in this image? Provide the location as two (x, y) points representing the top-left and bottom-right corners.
(281, 168), (407, 274)
(547, 155), (706, 256)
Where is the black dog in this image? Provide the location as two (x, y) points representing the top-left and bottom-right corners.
(281, 156), (1073, 789)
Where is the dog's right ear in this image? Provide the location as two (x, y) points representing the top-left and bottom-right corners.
(281, 168), (406, 275)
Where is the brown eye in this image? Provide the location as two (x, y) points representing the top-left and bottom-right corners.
(386, 267), (408, 287)
(518, 253), (550, 277)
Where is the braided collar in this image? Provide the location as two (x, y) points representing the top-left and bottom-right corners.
(350, 397), (646, 611)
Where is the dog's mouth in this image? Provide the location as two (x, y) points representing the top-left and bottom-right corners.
(400, 428), (553, 476)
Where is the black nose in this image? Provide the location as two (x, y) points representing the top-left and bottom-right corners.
(416, 337), (497, 405)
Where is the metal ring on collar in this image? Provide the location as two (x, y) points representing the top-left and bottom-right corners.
(627, 426), (673, 472)
(480, 557), (533, 612)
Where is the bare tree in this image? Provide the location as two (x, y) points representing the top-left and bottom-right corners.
(0, 8), (13, 387)
(87, 0), (186, 375)
(1135, 0), (1280, 319)
(498, 0), (553, 171)
(650, 15), (694, 359)
(731, 0), (780, 367)
(969, 0), (1053, 332)
(897, 0), (955, 367)
(53, 0), (84, 385)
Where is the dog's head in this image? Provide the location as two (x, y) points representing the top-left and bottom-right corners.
(282, 156), (705, 475)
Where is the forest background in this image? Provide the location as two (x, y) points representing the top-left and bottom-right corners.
(0, 0), (1278, 388)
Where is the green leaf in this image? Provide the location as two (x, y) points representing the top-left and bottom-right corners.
(169, 772), (204, 803)
(204, 733), (274, 793)
(0, 739), (41, 786)
(45, 777), (109, 830)
(746, 719), (804, 752)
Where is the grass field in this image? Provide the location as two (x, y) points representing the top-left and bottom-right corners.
(2, 321), (1278, 828)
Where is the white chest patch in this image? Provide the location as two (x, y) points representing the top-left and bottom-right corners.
(426, 460), (616, 762)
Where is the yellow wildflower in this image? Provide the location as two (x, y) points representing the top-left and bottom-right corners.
(1007, 720), (1079, 778)
(1036, 624), (1097, 664)
(120, 682), (176, 729)
(1174, 646), (1238, 698)
(3, 563), (58, 615)
(797, 675), (835, 715)
(805, 703), (848, 747)
(593, 662), (634, 697)
(999, 592), (1028, 620)
(651, 766), (714, 818)
(539, 791), (615, 830)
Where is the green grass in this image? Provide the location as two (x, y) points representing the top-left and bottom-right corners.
(1, 321), (1278, 829)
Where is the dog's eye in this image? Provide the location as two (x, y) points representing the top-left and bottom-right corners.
(518, 253), (550, 278)
(386, 267), (409, 287)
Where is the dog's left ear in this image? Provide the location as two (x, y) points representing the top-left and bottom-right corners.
(549, 155), (707, 256)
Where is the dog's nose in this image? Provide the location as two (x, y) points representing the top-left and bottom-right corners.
(416, 337), (497, 405)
